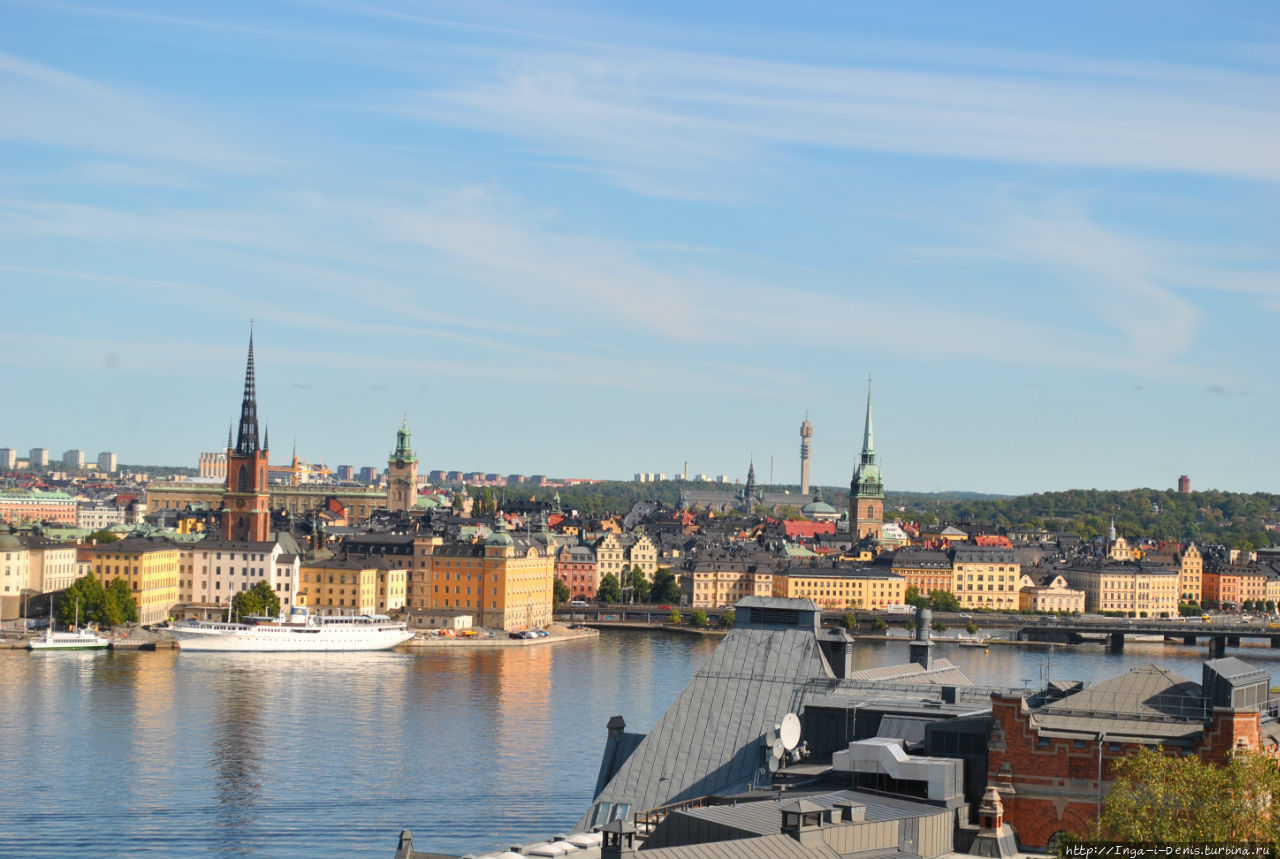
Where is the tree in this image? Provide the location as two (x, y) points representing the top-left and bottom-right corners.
(597, 572), (622, 604)
(667, 609), (682, 625)
(106, 578), (139, 625)
(904, 586), (929, 608)
(87, 529), (120, 544)
(932, 621), (947, 633)
(57, 574), (137, 629)
(690, 609), (708, 628)
(650, 567), (682, 605)
(451, 492), (465, 512)
(966, 621), (979, 636)
(871, 618), (887, 632)
(718, 608), (735, 629)
(1083, 746), (1280, 844)
(928, 590), (962, 612)
(628, 566), (650, 604)
(1244, 599), (1256, 611)
(841, 611), (857, 630)
(1268, 601), (1276, 613)
(231, 580), (281, 621)
(904, 620), (916, 634)
(553, 578), (571, 607)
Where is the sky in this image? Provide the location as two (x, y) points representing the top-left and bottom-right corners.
(1, 1), (1278, 495)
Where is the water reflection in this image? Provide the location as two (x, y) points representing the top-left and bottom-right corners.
(212, 665), (266, 853)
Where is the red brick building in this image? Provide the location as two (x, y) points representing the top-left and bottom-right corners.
(555, 543), (599, 600)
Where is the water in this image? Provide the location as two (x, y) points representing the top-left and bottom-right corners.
(1, 631), (1276, 857)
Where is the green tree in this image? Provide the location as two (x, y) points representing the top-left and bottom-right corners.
(904, 586), (929, 608)
(553, 578), (571, 607)
(932, 621), (947, 633)
(628, 566), (650, 604)
(597, 572), (622, 604)
(871, 618), (888, 632)
(87, 529), (120, 544)
(1267, 601), (1276, 613)
(966, 620), (979, 635)
(718, 608), (735, 629)
(57, 574), (106, 628)
(928, 590), (961, 612)
(904, 620), (916, 634)
(231, 580), (282, 620)
(667, 609), (682, 624)
(841, 611), (857, 630)
(106, 577), (139, 625)
(690, 609), (708, 628)
(650, 567), (682, 604)
(451, 492), (465, 512)
(1084, 746), (1280, 844)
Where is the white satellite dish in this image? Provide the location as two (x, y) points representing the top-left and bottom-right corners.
(780, 713), (801, 751)
(772, 739), (785, 760)
(767, 755), (780, 773)
(765, 728), (778, 748)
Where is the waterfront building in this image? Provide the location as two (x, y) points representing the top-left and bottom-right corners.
(62, 449), (85, 470)
(221, 330), (271, 542)
(1203, 562), (1271, 609)
(885, 548), (952, 597)
(773, 563), (906, 610)
(28, 448), (49, 468)
(849, 382), (884, 541)
(97, 451), (117, 473)
(1016, 570), (1085, 613)
(1177, 542), (1203, 603)
(386, 419), (418, 513)
(0, 489), (77, 525)
(684, 553), (777, 608)
(340, 532), (440, 610)
(0, 532), (31, 621)
(21, 536), (77, 594)
(421, 517), (554, 630)
(181, 539), (300, 609)
(1061, 561), (1179, 616)
(799, 415), (813, 496)
(298, 556), (405, 615)
(554, 542), (598, 601)
(950, 545), (1021, 610)
(89, 537), (180, 625)
(0, 448), (14, 470)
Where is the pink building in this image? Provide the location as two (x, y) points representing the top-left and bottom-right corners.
(0, 490), (77, 525)
(555, 543), (599, 600)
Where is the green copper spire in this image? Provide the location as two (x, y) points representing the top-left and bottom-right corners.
(851, 377), (883, 500)
(390, 416), (417, 463)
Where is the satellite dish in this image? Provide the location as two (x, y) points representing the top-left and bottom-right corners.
(765, 728), (778, 748)
(767, 755), (779, 773)
(772, 739), (786, 760)
(780, 713), (801, 751)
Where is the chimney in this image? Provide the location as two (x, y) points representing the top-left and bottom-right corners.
(607, 715), (627, 740)
(909, 605), (934, 669)
(600, 819), (638, 857)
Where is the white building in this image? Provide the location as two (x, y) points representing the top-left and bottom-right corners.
(97, 452), (118, 473)
(77, 501), (126, 531)
(23, 537), (78, 594)
(181, 540), (301, 609)
(62, 450), (85, 469)
(0, 534), (30, 621)
(0, 448), (15, 470)
(29, 448), (49, 467)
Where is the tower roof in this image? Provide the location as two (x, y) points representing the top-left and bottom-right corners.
(861, 377), (874, 455)
(234, 326), (261, 456)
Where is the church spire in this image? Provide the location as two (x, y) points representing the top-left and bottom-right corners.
(234, 325), (260, 456)
(862, 376), (875, 456)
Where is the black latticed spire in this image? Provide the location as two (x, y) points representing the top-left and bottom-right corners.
(235, 325), (260, 456)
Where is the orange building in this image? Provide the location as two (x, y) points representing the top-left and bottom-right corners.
(425, 517), (554, 630)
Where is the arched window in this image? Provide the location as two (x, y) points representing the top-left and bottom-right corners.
(237, 466), (248, 492)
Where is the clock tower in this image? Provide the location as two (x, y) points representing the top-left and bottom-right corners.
(221, 327), (271, 542)
(387, 418), (418, 513)
(850, 379), (884, 541)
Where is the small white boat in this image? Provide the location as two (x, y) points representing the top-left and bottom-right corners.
(28, 627), (110, 651)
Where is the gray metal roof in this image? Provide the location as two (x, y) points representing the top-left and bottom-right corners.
(737, 596), (820, 611)
(1204, 656), (1265, 680)
(579, 624), (832, 830)
(1032, 663), (1208, 742)
(635, 832), (840, 859)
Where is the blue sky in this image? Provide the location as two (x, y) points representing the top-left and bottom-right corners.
(1, 1), (1278, 494)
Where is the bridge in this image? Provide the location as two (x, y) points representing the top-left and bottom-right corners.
(1016, 619), (1280, 656)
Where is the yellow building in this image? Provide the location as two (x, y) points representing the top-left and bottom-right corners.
(0, 532), (30, 622)
(772, 564), (905, 611)
(145, 482), (389, 523)
(686, 564), (775, 609)
(298, 557), (406, 616)
(426, 518), (554, 631)
(90, 537), (180, 625)
(596, 533), (627, 586)
(950, 546), (1021, 610)
(1062, 563), (1180, 616)
(1017, 571), (1085, 614)
(1176, 543), (1203, 603)
(886, 548), (952, 597)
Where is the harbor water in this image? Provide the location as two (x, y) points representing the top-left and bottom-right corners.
(2, 630), (1277, 857)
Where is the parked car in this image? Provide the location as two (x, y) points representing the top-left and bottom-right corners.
(568, 600), (589, 607)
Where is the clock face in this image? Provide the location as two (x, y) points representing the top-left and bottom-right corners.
(237, 499), (246, 508)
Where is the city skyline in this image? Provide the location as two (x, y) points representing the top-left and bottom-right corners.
(2, 2), (1278, 494)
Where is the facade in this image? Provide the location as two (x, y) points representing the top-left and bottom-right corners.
(554, 543), (598, 601)
(773, 563), (906, 610)
(298, 557), (405, 616)
(22, 537), (78, 594)
(1203, 564), (1270, 609)
(96, 451), (117, 473)
(686, 561), (776, 608)
(77, 501), (125, 531)
(147, 482), (387, 523)
(1178, 474), (1191, 493)
(849, 383), (884, 541)
(596, 533), (627, 587)
(1017, 571), (1086, 613)
(88, 537), (180, 625)
(887, 548), (953, 597)
(424, 518), (554, 630)
(386, 419), (419, 513)
(62, 449), (85, 470)
(28, 448), (49, 468)
(0, 533), (31, 621)
(182, 540), (300, 609)
(0, 448), (14, 470)
(799, 416), (813, 496)
(1176, 543), (1203, 603)
(340, 533), (439, 611)
(0, 490), (77, 525)
(198, 452), (227, 479)
(950, 546), (1021, 610)
(1061, 562), (1180, 616)
(221, 330), (271, 542)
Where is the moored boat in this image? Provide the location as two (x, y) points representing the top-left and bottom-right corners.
(28, 627), (110, 651)
(171, 606), (413, 652)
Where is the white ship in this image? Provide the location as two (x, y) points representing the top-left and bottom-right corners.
(171, 607), (414, 652)
(27, 627), (111, 651)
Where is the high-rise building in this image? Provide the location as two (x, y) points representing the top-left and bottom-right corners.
(220, 328), (271, 542)
(62, 449), (85, 469)
(28, 448), (48, 468)
(0, 448), (15, 470)
(386, 418), (419, 513)
(97, 451), (117, 473)
(799, 416), (813, 496)
(849, 379), (884, 541)
(359, 466), (379, 483)
(1178, 474), (1191, 493)
(337, 465), (355, 481)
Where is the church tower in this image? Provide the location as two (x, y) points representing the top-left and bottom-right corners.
(850, 379), (884, 541)
(387, 417), (419, 513)
(799, 415), (813, 496)
(221, 328), (271, 542)
(741, 459), (758, 512)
